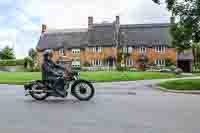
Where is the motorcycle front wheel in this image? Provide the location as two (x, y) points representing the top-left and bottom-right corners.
(71, 80), (95, 101)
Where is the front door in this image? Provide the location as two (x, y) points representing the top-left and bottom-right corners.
(178, 60), (191, 72)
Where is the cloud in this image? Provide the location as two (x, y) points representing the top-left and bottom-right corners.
(0, 0), (171, 58)
(23, 0), (170, 28)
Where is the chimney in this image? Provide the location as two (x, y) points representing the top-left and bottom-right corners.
(41, 24), (47, 33)
(170, 16), (175, 24)
(116, 16), (120, 24)
(115, 16), (120, 47)
(88, 16), (93, 30)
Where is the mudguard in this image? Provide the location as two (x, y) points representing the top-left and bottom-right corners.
(71, 79), (92, 92)
(24, 80), (43, 90)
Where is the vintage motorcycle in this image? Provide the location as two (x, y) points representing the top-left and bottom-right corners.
(24, 70), (95, 101)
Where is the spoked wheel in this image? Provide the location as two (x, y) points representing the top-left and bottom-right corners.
(71, 80), (95, 101)
(30, 84), (48, 101)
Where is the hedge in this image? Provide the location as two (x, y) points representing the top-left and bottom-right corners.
(0, 59), (24, 66)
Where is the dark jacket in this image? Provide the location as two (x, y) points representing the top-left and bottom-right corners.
(42, 59), (65, 80)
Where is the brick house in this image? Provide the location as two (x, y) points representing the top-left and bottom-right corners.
(36, 16), (193, 72)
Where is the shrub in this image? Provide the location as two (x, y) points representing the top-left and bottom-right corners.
(165, 58), (175, 67)
(0, 59), (24, 66)
(83, 61), (91, 67)
(27, 66), (41, 72)
(24, 56), (34, 68)
(116, 64), (128, 71)
(168, 65), (177, 71)
(129, 68), (139, 72)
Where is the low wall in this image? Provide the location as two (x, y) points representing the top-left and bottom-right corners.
(0, 65), (24, 72)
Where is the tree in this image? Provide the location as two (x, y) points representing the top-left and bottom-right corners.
(0, 46), (15, 59)
(116, 32), (127, 69)
(28, 48), (37, 60)
(24, 56), (34, 69)
(191, 42), (200, 71)
(152, 0), (200, 51)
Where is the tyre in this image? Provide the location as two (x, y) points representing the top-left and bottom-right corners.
(30, 84), (48, 101)
(71, 80), (95, 101)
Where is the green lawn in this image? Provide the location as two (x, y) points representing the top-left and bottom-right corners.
(81, 71), (176, 81)
(0, 71), (176, 85)
(159, 79), (200, 90)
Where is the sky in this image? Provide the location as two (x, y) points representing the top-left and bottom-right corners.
(0, 0), (170, 58)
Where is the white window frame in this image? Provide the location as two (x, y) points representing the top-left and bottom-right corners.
(72, 48), (80, 54)
(126, 59), (133, 66)
(92, 59), (102, 66)
(72, 60), (80, 67)
(59, 48), (65, 56)
(93, 47), (102, 53)
(155, 59), (165, 66)
(128, 46), (133, 53)
(123, 47), (128, 53)
(139, 46), (146, 53)
(155, 46), (166, 53)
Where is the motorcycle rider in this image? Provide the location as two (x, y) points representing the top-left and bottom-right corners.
(42, 49), (68, 97)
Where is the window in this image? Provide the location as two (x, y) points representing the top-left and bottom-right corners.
(126, 59), (133, 66)
(72, 49), (80, 54)
(72, 60), (80, 67)
(128, 47), (133, 53)
(122, 47), (128, 53)
(155, 46), (166, 52)
(59, 48), (65, 56)
(122, 47), (132, 53)
(155, 59), (165, 66)
(92, 59), (102, 66)
(93, 47), (102, 53)
(139, 47), (146, 53)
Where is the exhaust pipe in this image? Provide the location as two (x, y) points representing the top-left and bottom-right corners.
(29, 90), (45, 93)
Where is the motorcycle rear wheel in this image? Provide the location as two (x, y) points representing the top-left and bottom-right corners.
(30, 84), (48, 101)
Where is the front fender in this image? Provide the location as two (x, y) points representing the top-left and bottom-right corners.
(71, 79), (91, 90)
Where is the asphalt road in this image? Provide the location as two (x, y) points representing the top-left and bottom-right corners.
(0, 79), (200, 133)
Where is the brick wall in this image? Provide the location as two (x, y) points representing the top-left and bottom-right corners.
(129, 47), (176, 67)
(81, 47), (117, 65)
(37, 47), (177, 67)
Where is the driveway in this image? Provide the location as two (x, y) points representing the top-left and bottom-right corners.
(0, 79), (200, 133)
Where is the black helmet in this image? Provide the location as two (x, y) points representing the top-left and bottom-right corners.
(43, 49), (53, 57)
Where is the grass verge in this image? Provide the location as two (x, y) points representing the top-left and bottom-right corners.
(0, 71), (176, 85)
(159, 79), (200, 90)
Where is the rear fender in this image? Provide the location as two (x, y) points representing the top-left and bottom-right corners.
(24, 80), (43, 90)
